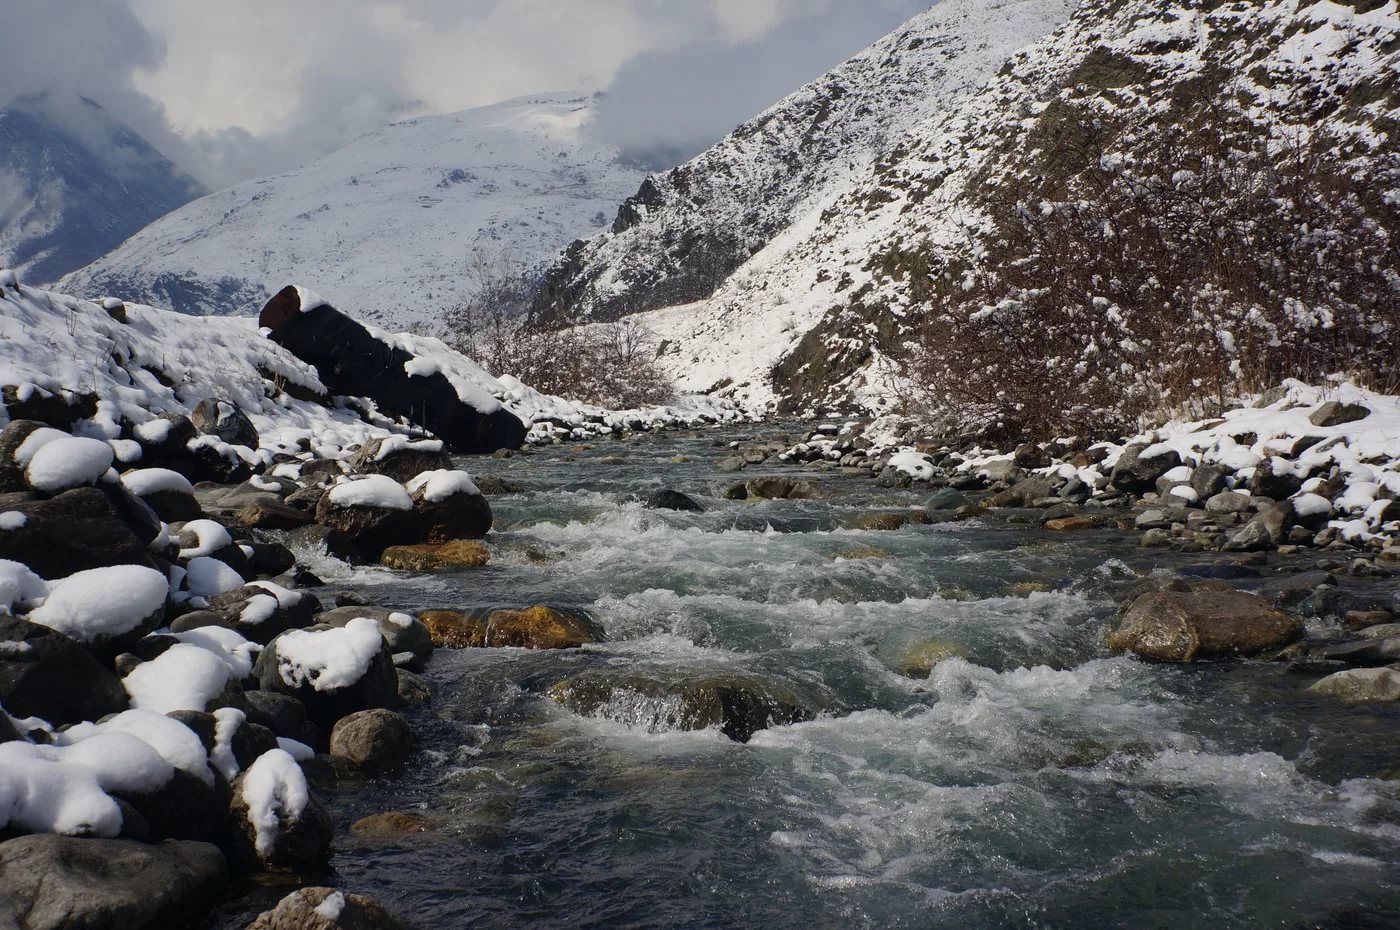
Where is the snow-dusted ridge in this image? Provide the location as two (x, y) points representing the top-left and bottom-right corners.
(59, 93), (647, 329)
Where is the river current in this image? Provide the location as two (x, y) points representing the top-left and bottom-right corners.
(216, 425), (1400, 928)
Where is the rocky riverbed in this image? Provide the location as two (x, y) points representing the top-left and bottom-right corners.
(4, 410), (1400, 928)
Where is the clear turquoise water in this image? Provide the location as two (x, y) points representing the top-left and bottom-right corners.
(217, 427), (1400, 929)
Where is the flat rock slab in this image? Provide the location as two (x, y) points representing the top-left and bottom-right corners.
(0, 835), (227, 930)
(1108, 590), (1303, 662)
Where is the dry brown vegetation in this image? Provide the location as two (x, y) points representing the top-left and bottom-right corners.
(896, 96), (1400, 443)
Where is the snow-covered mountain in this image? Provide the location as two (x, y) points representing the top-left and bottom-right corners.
(537, 0), (1400, 417)
(0, 96), (203, 286)
(531, 0), (1075, 324)
(60, 93), (648, 329)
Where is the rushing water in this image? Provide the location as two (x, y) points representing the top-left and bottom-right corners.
(216, 426), (1400, 928)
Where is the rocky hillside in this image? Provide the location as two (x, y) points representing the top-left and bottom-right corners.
(550, 0), (1400, 423)
(530, 0), (1075, 324)
(0, 96), (202, 286)
(59, 93), (647, 329)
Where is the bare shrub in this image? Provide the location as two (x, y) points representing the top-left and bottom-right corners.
(895, 95), (1400, 443)
(443, 251), (674, 409)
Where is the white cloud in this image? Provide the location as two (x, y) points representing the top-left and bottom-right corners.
(2, 0), (935, 188)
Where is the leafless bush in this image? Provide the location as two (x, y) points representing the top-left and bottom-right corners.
(443, 251), (674, 409)
(896, 97), (1399, 443)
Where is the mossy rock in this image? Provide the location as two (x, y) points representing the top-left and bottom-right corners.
(419, 610), (487, 648)
(548, 668), (816, 742)
(845, 510), (932, 531)
(380, 540), (490, 571)
(485, 606), (601, 650)
(893, 638), (969, 679)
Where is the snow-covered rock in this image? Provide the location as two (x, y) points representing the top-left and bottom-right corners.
(230, 748), (331, 870)
(26, 565), (168, 653)
(256, 618), (397, 727)
(122, 643), (233, 714)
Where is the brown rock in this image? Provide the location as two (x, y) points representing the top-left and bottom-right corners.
(350, 811), (434, 840)
(1107, 590), (1303, 662)
(245, 886), (408, 930)
(329, 709), (414, 773)
(235, 499), (315, 530)
(845, 511), (931, 531)
(485, 606), (600, 650)
(380, 540), (489, 571)
(1045, 516), (1096, 531)
(419, 610), (486, 649)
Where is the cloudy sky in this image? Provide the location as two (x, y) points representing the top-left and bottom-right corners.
(1, 0), (930, 189)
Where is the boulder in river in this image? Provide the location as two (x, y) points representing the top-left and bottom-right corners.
(228, 749), (333, 873)
(259, 286), (527, 454)
(314, 476), (429, 562)
(1107, 590), (1303, 662)
(418, 610), (486, 648)
(348, 435), (453, 483)
(646, 489), (705, 512)
(485, 606), (601, 650)
(549, 668), (815, 743)
(245, 886), (409, 930)
(1309, 667), (1400, 702)
(329, 708), (414, 773)
(406, 470), (492, 541)
(380, 540), (490, 571)
(0, 835), (227, 930)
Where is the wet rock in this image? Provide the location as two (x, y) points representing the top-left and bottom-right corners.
(1045, 515), (1097, 532)
(744, 476), (816, 500)
(241, 691), (312, 743)
(845, 511), (931, 531)
(647, 489), (704, 512)
(191, 399), (259, 448)
(1313, 637), (1400, 667)
(549, 668), (815, 743)
(1139, 528), (1172, 548)
(1309, 401), (1370, 428)
(0, 486), (153, 578)
(380, 540), (489, 571)
(485, 606), (601, 650)
(247, 541), (298, 577)
(1110, 444), (1181, 494)
(1107, 590), (1303, 662)
(396, 669), (432, 705)
(350, 811), (434, 840)
(245, 886), (409, 930)
(347, 436), (452, 483)
(0, 616), (129, 725)
(925, 488), (969, 512)
(721, 482), (748, 501)
(717, 456), (746, 473)
(892, 639), (968, 679)
(0, 835), (227, 930)
(418, 610), (486, 648)
(990, 477), (1055, 508)
(287, 524), (359, 563)
(235, 499), (315, 531)
(329, 709), (414, 773)
(1309, 667), (1400, 702)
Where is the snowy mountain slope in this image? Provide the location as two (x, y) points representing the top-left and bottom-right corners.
(531, 0), (1076, 324)
(632, 0), (1400, 413)
(59, 93), (647, 329)
(0, 96), (202, 286)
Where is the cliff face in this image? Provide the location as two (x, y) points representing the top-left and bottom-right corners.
(530, 0), (1076, 325)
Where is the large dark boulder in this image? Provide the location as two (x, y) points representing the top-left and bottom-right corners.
(314, 490), (428, 563)
(0, 616), (129, 725)
(259, 287), (527, 453)
(406, 472), (492, 541)
(191, 398), (259, 448)
(0, 835), (227, 930)
(0, 487), (154, 578)
(347, 435), (452, 483)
